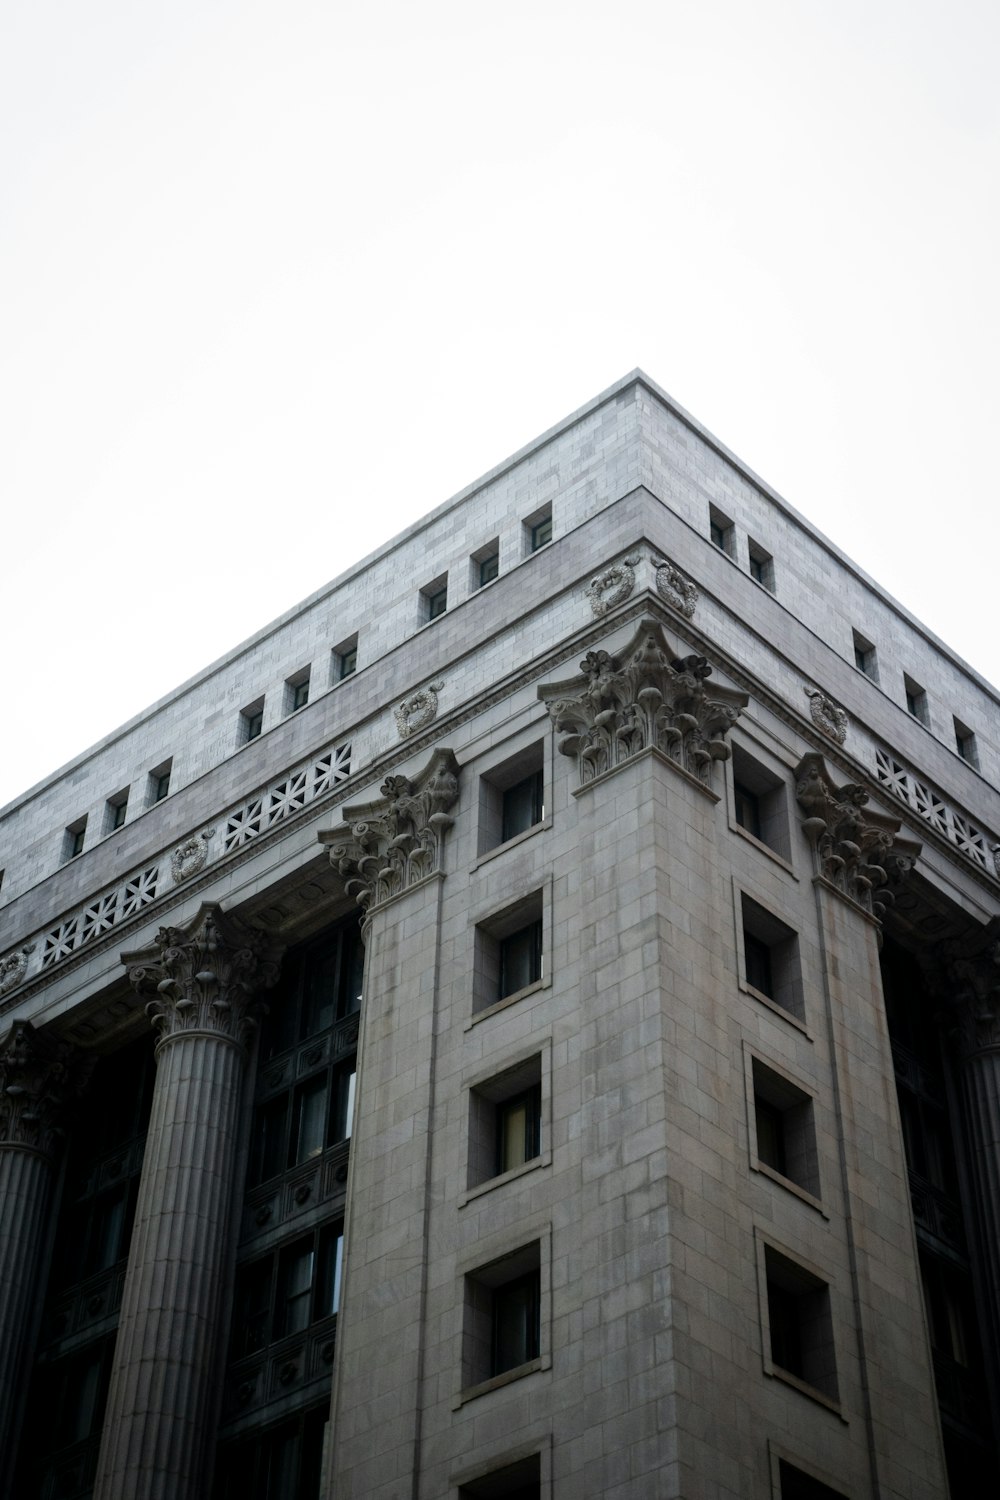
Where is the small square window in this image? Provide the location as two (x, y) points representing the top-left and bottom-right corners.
(741, 894), (802, 1020)
(285, 670), (310, 714)
(904, 674), (929, 726)
(422, 576), (448, 622)
(762, 1243), (838, 1402)
(463, 1241), (541, 1391)
(148, 762), (172, 806)
(468, 1054), (544, 1189)
(523, 506), (552, 555)
(459, 1453), (541, 1499)
(954, 717), (979, 768)
(748, 539), (775, 591)
(852, 630), (878, 681)
(750, 1057), (820, 1198)
(105, 790), (129, 833)
(778, 1458), (848, 1500)
(709, 505), (735, 557)
(478, 742), (545, 855)
(64, 819), (87, 861)
(731, 745), (790, 859)
(332, 635), (358, 683)
(474, 890), (544, 1013)
(471, 540), (501, 590)
(241, 698), (265, 744)
(338, 648), (357, 680)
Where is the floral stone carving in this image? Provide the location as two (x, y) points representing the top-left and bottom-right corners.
(320, 747), (460, 917)
(123, 904), (283, 1051)
(585, 555), (639, 617)
(0, 1020), (83, 1158)
(0, 944), (34, 997)
(170, 829), (215, 884)
(652, 557), (698, 619)
(395, 681), (444, 739)
(795, 752), (919, 919)
(537, 619), (747, 790)
(804, 688), (848, 745)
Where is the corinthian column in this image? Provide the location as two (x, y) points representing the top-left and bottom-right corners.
(0, 1022), (80, 1481)
(93, 905), (282, 1500)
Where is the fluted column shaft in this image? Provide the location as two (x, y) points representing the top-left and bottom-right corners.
(93, 904), (281, 1500)
(955, 1045), (1000, 1359)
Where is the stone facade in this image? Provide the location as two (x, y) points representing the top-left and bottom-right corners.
(1, 371), (998, 1498)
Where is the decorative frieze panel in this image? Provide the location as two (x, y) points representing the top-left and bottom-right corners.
(875, 747), (993, 873)
(652, 556), (698, 618)
(804, 688), (848, 745)
(0, 742), (351, 1000)
(320, 747), (460, 916)
(538, 618), (747, 790)
(585, 555), (639, 617)
(796, 753), (919, 919)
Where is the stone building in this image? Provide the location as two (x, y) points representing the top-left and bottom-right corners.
(1, 371), (998, 1500)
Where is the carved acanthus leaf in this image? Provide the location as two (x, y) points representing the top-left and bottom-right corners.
(123, 903), (283, 1050)
(0, 1020), (86, 1158)
(795, 753), (920, 918)
(319, 747), (460, 917)
(537, 619), (747, 789)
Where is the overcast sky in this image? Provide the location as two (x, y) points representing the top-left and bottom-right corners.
(2, 1), (997, 812)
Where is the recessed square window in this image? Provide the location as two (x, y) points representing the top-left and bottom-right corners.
(463, 1241), (541, 1391)
(240, 698), (265, 744)
(468, 1054), (543, 1189)
(740, 894), (803, 1020)
(148, 761), (172, 806)
(459, 1453), (541, 1499)
(64, 818), (87, 861)
(333, 635), (358, 681)
(750, 1057), (820, 1199)
(478, 742), (545, 855)
(748, 539), (775, 592)
(761, 1242), (838, 1403)
(709, 505), (735, 557)
(474, 891), (544, 1013)
(954, 717), (979, 768)
(730, 745), (790, 859)
(522, 505), (552, 555)
(777, 1458), (848, 1500)
(285, 669), (310, 714)
(105, 790), (129, 833)
(904, 674), (929, 726)
(852, 630), (878, 682)
(471, 539), (501, 590)
(421, 575), (448, 622)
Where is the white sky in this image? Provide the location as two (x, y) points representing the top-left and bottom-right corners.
(2, 0), (998, 812)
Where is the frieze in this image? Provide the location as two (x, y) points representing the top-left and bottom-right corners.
(538, 618), (746, 789)
(124, 904), (284, 1052)
(395, 682), (444, 739)
(796, 752), (919, 919)
(804, 688), (848, 746)
(320, 747), (459, 918)
(652, 557), (698, 618)
(585, 554), (639, 617)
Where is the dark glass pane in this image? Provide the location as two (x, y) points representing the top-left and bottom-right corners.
(317, 1226), (345, 1318)
(250, 1095), (289, 1185)
(479, 553), (499, 586)
(530, 517), (551, 550)
(501, 773), (543, 842)
(301, 943), (339, 1039)
(278, 1241), (315, 1337)
(232, 1257), (273, 1357)
(428, 588), (447, 619)
(88, 1186), (128, 1275)
(754, 1098), (786, 1175)
(744, 933), (773, 998)
(293, 1077), (328, 1165)
(337, 926), (364, 1018)
(499, 923), (541, 999)
(492, 1273), (539, 1374)
(768, 1282), (804, 1377)
(497, 1087), (540, 1173)
(331, 1065), (356, 1144)
(733, 781), (761, 839)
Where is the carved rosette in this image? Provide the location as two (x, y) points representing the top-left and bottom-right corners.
(320, 748), (460, 917)
(123, 904), (283, 1052)
(795, 753), (919, 918)
(652, 557), (698, 619)
(940, 919), (1000, 1062)
(804, 688), (848, 745)
(0, 1021), (80, 1158)
(538, 619), (747, 789)
(395, 682), (444, 739)
(0, 945), (34, 997)
(170, 829), (214, 885)
(585, 555), (639, 617)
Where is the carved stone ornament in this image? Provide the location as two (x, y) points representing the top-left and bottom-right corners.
(585, 554), (639, 617)
(992, 845), (1000, 880)
(0, 943), (34, 997)
(170, 828), (215, 885)
(0, 1020), (82, 1158)
(804, 688), (848, 746)
(394, 682), (444, 740)
(123, 903), (283, 1051)
(319, 747), (460, 917)
(652, 557), (698, 619)
(939, 916), (1000, 1062)
(537, 618), (748, 790)
(795, 752), (920, 919)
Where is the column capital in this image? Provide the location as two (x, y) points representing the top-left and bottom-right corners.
(538, 617), (748, 790)
(939, 916), (1000, 1061)
(0, 1020), (83, 1159)
(795, 753), (920, 919)
(122, 904), (283, 1051)
(320, 747), (460, 917)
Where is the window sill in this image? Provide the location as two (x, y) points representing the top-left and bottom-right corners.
(472, 819), (550, 871)
(466, 977), (548, 1029)
(730, 821), (796, 878)
(740, 979), (811, 1038)
(751, 1159), (827, 1218)
(455, 1356), (545, 1408)
(458, 1151), (550, 1208)
(764, 1364), (845, 1421)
